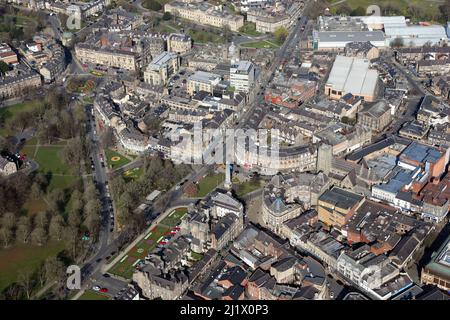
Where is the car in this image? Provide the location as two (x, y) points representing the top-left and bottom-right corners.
(159, 241), (167, 245)
(110, 228), (114, 232)
(102, 274), (110, 278)
(96, 258), (102, 263)
(100, 288), (108, 293)
(92, 285), (101, 291)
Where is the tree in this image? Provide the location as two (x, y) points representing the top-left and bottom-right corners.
(223, 25), (232, 43)
(30, 226), (47, 246)
(100, 127), (115, 149)
(16, 216), (31, 243)
(162, 12), (172, 21)
(30, 182), (42, 200)
(350, 7), (366, 16)
(0, 227), (13, 247)
(49, 215), (65, 241)
(273, 27), (288, 45)
(1, 212), (16, 230)
(440, 0), (450, 22)
(407, 4), (420, 20)
(390, 37), (404, 48)
(46, 189), (65, 213)
(142, 0), (162, 11)
(0, 61), (9, 76)
(17, 269), (33, 300)
(41, 256), (64, 287)
(34, 211), (48, 230)
(335, 3), (352, 15)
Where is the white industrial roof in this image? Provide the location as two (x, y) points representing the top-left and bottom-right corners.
(384, 25), (448, 38)
(358, 15), (406, 28)
(326, 55), (378, 96)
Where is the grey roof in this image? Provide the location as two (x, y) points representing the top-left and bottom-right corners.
(319, 187), (364, 210)
(326, 55), (379, 97)
(318, 31), (385, 42)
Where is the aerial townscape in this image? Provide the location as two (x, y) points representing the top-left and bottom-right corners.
(1, 0), (450, 304)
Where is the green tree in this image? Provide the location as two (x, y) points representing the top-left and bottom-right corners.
(162, 12), (172, 21)
(143, 0), (162, 11)
(273, 27), (288, 45)
(350, 7), (366, 16)
(0, 61), (9, 76)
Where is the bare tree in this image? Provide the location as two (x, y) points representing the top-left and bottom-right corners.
(30, 226), (47, 246)
(49, 215), (65, 241)
(0, 227), (13, 247)
(17, 269), (33, 300)
(16, 216), (31, 244)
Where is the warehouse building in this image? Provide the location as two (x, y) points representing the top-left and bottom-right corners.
(324, 55), (379, 102)
(313, 30), (386, 51)
(385, 25), (449, 47)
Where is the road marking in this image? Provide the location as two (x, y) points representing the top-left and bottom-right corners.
(168, 210), (175, 217)
(119, 255), (128, 263)
(157, 236), (163, 243)
(144, 232), (152, 240)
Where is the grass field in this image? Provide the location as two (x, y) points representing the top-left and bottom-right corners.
(35, 145), (69, 174)
(78, 290), (110, 300)
(235, 180), (262, 197)
(193, 172), (225, 198)
(329, 0), (443, 22)
(105, 149), (131, 170)
(160, 208), (188, 228)
(240, 39), (280, 49)
(0, 100), (41, 136)
(0, 241), (65, 293)
(188, 29), (225, 44)
(108, 225), (170, 279)
(23, 141), (78, 191)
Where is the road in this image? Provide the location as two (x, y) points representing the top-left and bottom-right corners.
(70, 4), (310, 300)
(236, 15), (309, 130)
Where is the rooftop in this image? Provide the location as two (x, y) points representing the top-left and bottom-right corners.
(319, 187), (364, 210)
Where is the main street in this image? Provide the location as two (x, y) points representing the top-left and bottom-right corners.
(70, 4), (312, 299)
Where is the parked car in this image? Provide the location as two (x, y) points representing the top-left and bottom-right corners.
(92, 285), (101, 291)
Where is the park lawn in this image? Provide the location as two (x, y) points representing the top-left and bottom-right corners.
(155, 21), (180, 33)
(329, 0), (442, 22)
(0, 100), (42, 136)
(235, 180), (262, 197)
(241, 39), (280, 49)
(26, 143), (78, 190)
(105, 149), (131, 170)
(109, 225), (170, 279)
(79, 290), (110, 300)
(34, 145), (69, 174)
(0, 241), (65, 293)
(194, 172), (225, 198)
(123, 167), (144, 182)
(160, 208), (188, 228)
(188, 29), (225, 44)
(21, 144), (37, 158)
